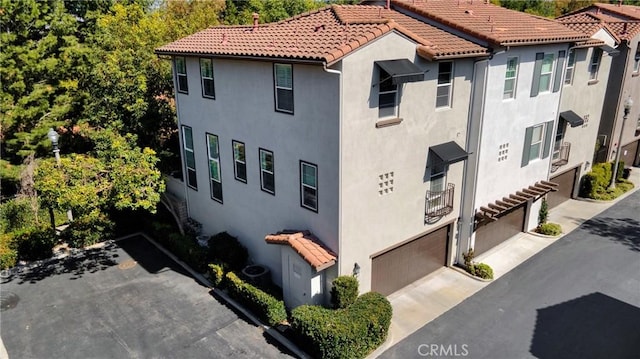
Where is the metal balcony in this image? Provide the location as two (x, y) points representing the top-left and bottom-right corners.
(425, 183), (455, 221)
(551, 142), (571, 173)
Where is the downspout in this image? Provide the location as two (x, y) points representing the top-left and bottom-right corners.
(458, 57), (489, 264)
(323, 62), (343, 276)
(610, 41), (632, 162)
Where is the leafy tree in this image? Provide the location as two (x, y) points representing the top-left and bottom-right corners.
(35, 128), (165, 217)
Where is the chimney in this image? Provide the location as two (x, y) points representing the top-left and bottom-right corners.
(623, 22), (628, 34)
(253, 13), (259, 30)
(618, 0), (623, 6)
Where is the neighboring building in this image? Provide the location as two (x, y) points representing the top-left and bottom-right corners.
(156, 4), (491, 304)
(549, 18), (618, 209)
(383, 0), (589, 259)
(559, 3), (640, 167)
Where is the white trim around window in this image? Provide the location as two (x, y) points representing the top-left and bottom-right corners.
(589, 48), (602, 81)
(538, 53), (554, 93)
(503, 57), (518, 99)
(436, 61), (453, 108)
(300, 161), (318, 212)
(564, 49), (575, 85)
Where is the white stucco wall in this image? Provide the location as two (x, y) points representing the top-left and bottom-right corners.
(474, 44), (569, 232)
(174, 57), (340, 287)
(337, 31), (474, 293)
(559, 32), (614, 175)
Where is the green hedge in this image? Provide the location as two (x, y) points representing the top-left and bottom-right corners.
(208, 263), (225, 287)
(60, 212), (114, 248)
(13, 225), (57, 262)
(149, 222), (208, 273)
(224, 272), (287, 326)
(537, 223), (562, 236)
(331, 275), (359, 309)
(580, 161), (632, 200)
(207, 232), (248, 271)
(291, 292), (393, 359)
(0, 234), (17, 269)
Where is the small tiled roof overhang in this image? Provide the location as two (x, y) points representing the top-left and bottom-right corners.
(265, 230), (337, 272)
(390, 0), (590, 47)
(558, 8), (640, 41)
(155, 5), (490, 64)
(474, 181), (558, 227)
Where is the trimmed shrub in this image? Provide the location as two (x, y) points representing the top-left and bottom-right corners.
(0, 198), (33, 233)
(149, 224), (208, 273)
(473, 263), (494, 280)
(60, 212), (115, 248)
(331, 275), (359, 309)
(208, 263), (225, 287)
(291, 292), (393, 359)
(207, 232), (248, 271)
(538, 198), (549, 226)
(579, 162), (632, 200)
(224, 272), (287, 326)
(14, 225), (57, 261)
(0, 234), (17, 269)
(537, 223), (562, 236)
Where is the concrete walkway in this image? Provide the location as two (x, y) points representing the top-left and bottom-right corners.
(368, 169), (640, 358)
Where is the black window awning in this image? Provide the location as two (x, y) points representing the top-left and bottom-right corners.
(600, 44), (619, 57)
(375, 59), (425, 85)
(429, 141), (469, 165)
(560, 110), (584, 128)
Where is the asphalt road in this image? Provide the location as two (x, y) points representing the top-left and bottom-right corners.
(0, 235), (294, 359)
(381, 190), (640, 359)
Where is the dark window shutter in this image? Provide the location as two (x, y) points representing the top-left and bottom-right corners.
(553, 50), (566, 93)
(521, 126), (534, 167)
(542, 120), (555, 159)
(530, 53), (544, 97)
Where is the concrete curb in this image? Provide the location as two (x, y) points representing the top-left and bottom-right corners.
(136, 233), (310, 359)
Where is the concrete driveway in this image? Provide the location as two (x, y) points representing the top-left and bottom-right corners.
(380, 190), (640, 359)
(0, 235), (294, 359)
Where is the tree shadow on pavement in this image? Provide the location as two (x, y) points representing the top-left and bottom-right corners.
(579, 216), (640, 252)
(530, 292), (640, 359)
(1, 242), (120, 285)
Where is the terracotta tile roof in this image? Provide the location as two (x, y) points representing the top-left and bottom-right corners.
(389, 0), (590, 46)
(558, 9), (640, 41)
(265, 230), (336, 271)
(155, 5), (489, 63)
(592, 3), (640, 21)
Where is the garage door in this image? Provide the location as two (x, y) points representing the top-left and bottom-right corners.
(474, 205), (525, 256)
(621, 140), (639, 167)
(371, 225), (449, 296)
(547, 167), (579, 209)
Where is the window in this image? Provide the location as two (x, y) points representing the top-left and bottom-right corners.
(181, 126), (197, 189)
(521, 120), (554, 167)
(589, 48), (602, 81)
(428, 161), (447, 211)
(175, 57), (188, 93)
(259, 148), (275, 194)
(503, 57), (519, 99)
(553, 120), (567, 160)
(300, 161), (318, 212)
(378, 68), (398, 118)
(436, 62), (453, 108)
(633, 43), (639, 73)
(206, 134), (222, 202)
(274, 63), (293, 113)
(200, 58), (215, 98)
(232, 140), (247, 183)
(538, 54), (554, 93)
(565, 49), (576, 85)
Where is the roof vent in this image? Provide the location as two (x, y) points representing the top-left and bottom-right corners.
(253, 13), (259, 30)
(622, 22), (628, 34)
(465, 10), (474, 16)
(221, 33), (228, 45)
(314, 24), (325, 32)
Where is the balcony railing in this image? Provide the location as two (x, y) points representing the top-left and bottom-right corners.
(425, 183), (455, 221)
(551, 142), (571, 173)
